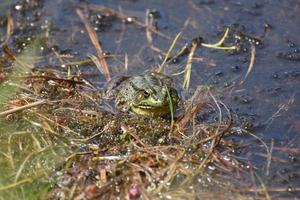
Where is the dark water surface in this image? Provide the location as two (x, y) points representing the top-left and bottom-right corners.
(1, 0), (299, 198)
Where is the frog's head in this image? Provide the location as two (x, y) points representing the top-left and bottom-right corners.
(129, 81), (179, 116)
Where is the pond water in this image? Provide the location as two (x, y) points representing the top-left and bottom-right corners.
(0, 0), (299, 199)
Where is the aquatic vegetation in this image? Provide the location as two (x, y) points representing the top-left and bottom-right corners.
(0, 1), (298, 199)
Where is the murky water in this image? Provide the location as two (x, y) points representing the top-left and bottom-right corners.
(1, 0), (299, 198)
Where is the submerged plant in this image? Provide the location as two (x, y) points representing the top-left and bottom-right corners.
(0, 42), (75, 199)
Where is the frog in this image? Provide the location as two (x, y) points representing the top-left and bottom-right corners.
(103, 71), (179, 116)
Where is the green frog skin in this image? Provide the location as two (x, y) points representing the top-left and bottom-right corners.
(103, 71), (179, 116)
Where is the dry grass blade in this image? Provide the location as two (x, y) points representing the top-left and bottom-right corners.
(0, 11), (14, 48)
(121, 124), (147, 147)
(0, 178), (32, 191)
(197, 92), (227, 171)
(14, 147), (48, 183)
(264, 97), (294, 129)
(175, 102), (206, 132)
(247, 186), (300, 193)
(255, 172), (272, 200)
(145, 9), (153, 46)
(173, 44), (189, 60)
(265, 139), (274, 176)
(76, 9), (111, 81)
(124, 53), (128, 72)
(78, 3), (171, 41)
(202, 27), (228, 47)
(183, 37), (202, 89)
(60, 58), (93, 67)
(153, 148), (185, 194)
(272, 146), (300, 154)
(193, 99), (232, 147)
(158, 32), (182, 73)
(243, 129), (269, 155)
(0, 100), (48, 117)
(201, 28), (236, 50)
(209, 91), (222, 133)
(241, 42), (255, 84)
(31, 111), (81, 137)
(89, 54), (104, 76)
(197, 139), (215, 172)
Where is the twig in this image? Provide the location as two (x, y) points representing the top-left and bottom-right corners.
(121, 124), (147, 147)
(0, 100), (48, 117)
(124, 53), (128, 72)
(254, 172), (272, 200)
(240, 42), (255, 84)
(264, 97), (294, 128)
(183, 37), (202, 89)
(197, 92), (230, 172)
(246, 187), (300, 193)
(242, 129), (270, 158)
(77, 3), (171, 40)
(175, 102), (206, 132)
(14, 146), (48, 182)
(0, 11), (14, 48)
(265, 138), (274, 176)
(92, 155), (128, 161)
(145, 9), (153, 46)
(76, 9), (111, 81)
(201, 27), (236, 50)
(153, 148), (185, 193)
(60, 58), (93, 67)
(27, 75), (86, 85)
(272, 146), (300, 154)
(0, 178), (32, 191)
(252, 152), (287, 163)
(158, 32), (182, 73)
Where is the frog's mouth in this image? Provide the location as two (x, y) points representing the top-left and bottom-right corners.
(130, 101), (175, 116)
(131, 97), (167, 109)
(131, 104), (171, 116)
(132, 99), (169, 110)
(134, 102), (167, 109)
(130, 88), (179, 116)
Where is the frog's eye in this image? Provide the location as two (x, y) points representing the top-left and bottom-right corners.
(143, 90), (150, 98)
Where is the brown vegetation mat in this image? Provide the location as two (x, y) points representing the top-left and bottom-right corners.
(0, 68), (256, 199)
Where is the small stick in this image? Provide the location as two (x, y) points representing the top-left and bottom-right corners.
(265, 138), (274, 176)
(76, 9), (111, 81)
(183, 37), (202, 89)
(77, 3), (171, 40)
(121, 124), (147, 147)
(0, 100), (48, 117)
(240, 42), (255, 84)
(0, 11), (14, 48)
(145, 9), (153, 46)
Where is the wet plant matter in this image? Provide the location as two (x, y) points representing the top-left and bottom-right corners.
(0, 0), (299, 199)
(0, 37), (262, 200)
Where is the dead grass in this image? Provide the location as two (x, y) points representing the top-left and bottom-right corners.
(0, 67), (251, 199)
(0, 4), (296, 200)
